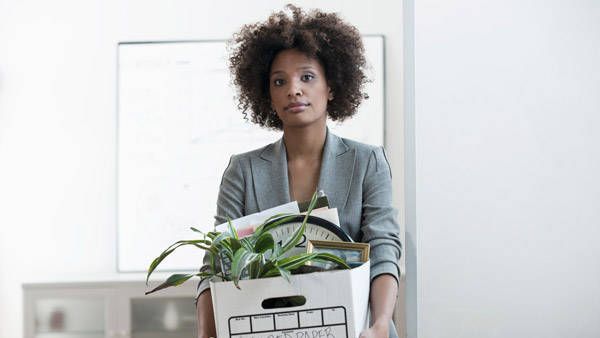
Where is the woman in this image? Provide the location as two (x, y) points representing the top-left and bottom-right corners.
(196, 5), (402, 338)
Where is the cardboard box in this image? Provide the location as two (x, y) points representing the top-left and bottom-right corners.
(210, 261), (370, 338)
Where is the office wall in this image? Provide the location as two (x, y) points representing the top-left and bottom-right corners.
(410, 0), (600, 337)
(0, 1), (404, 337)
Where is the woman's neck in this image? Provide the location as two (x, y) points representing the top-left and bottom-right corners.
(282, 124), (327, 161)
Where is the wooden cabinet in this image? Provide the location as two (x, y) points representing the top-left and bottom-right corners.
(23, 280), (197, 338)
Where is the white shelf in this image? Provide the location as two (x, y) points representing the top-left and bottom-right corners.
(24, 280), (198, 338)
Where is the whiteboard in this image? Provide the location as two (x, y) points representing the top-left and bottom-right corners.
(117, 37), (385, 272)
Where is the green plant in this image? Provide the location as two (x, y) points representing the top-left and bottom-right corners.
(145, 192), (350, 294)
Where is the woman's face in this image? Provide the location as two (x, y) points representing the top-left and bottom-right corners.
(269, 49), (331, 129)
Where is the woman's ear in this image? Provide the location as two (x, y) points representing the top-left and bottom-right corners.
(328, 87), (334, 101)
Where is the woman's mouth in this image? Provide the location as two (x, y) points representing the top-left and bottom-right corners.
(285, 102), (309, 113)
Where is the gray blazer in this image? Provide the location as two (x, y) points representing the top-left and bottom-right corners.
(198, 130), (402, 336)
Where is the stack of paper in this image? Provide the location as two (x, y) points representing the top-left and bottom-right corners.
(215, 198), (340, 236)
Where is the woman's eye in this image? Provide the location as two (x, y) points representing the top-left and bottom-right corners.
(301, 74), (315, 81)
(273, 79), (285, 86)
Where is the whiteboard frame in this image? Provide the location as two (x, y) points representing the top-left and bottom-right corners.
(115, 36), (386, 273)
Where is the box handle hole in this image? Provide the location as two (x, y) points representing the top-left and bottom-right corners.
(261, 295), (306, 309)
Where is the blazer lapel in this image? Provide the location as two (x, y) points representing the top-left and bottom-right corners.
(250, 130), (355, 212)
(317, 130), (355, 212)
(250, 138), (291, 211)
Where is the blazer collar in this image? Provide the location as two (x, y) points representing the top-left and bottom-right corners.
(252, 128), (355, 212)
(316, 129), (355, 212)
(251, 137), (291, 211)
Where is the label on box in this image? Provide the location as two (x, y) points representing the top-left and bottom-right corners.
(228, 306), (348, 338)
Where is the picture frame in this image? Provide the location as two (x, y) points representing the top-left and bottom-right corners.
(307, 240), (370, 268)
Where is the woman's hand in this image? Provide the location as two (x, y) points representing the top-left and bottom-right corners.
(359, 321), (389, 338)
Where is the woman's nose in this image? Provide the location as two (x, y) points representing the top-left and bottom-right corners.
(287, 81), (303, 97)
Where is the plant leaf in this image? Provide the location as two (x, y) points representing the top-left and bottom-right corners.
(262, 252), (350, 278)
(189, 226), (204, 234)
(248, 255), (262, 279)
(275, 191), (320, 258)
(227, 217), (238, 240)
(263, 253), (315, 275)
(144, 273), (195, 295)
(146, 239), (212, 285)
(188, 228), (218, 242)
(303, 191), (320, 219)
(228, 237), (242, 253)
(308, 252), (351, 269)
(253, 213), (293, 235)
(212, 231), (231, 247)
(262, 212), (294, 224)
(216, 238), (234, 260)
(277, 266), (292, 283)
(276, 253), (318, 270)
(204, 231), (221, 240)
(240, 237), (254, 252)
(255, 214), (297, 235)
(279, 221), (305, 257)
(145, 271), (217, 295)
(207, 251), (217, 276)
(254, 232), (275, 253)
(230, 247), (259, 289)
(258, 260), (276, 278)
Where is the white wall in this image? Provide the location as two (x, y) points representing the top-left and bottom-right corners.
(410, 0), (600, 337)
(0, 1), (404, 337)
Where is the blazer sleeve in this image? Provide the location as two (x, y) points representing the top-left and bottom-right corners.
(196, 155), (246, 299)
(361, 147), (403, 284)
(214, 155), (246, 224)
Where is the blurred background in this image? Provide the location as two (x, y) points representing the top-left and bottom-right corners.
(1, 0), (599, 338)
